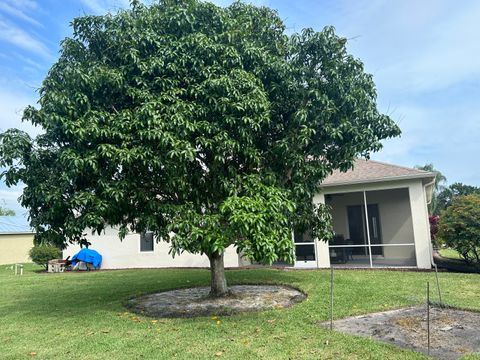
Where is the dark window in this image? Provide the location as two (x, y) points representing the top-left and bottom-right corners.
(295, 244), (316, 261)
(140, 231), (154, 252)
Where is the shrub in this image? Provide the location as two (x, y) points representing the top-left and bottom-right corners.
(438, 194), (480, 268)
(29, 244), (62, 270)
(429, 215), (440, 247)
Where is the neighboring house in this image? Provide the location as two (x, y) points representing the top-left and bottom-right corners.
(0, 216), (35, 265)
(63, 159), (435, 270)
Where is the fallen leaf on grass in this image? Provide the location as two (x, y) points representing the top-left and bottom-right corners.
(267, 319), (276, 324)
(215, 351), (223, 357)
(28, 352), (37, 356)
(216, 320), (221, 325)
(151, 320), (158, 324)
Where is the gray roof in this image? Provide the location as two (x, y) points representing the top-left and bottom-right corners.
(0, 216), (33, 234)
(321, 159), (436, 187)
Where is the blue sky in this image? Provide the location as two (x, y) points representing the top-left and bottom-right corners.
(1, 0), (479, 215)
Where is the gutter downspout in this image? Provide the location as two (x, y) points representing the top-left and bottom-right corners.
(423, 179), (436, 267)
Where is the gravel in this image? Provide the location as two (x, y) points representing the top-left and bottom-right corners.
(126, 284), (306, 318)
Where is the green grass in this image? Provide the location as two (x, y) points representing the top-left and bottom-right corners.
(1, 264), (480, 359)
(438, 248), (463, 260)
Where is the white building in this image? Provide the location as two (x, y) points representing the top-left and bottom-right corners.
(63, 159), (435, 269)
(0, 216), (34, 265)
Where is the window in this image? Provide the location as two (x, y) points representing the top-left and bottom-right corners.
(293, 231), (316, 263)
(140, 231), (154, 252)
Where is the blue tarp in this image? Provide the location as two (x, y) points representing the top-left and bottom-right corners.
(71, 248), (102, 269)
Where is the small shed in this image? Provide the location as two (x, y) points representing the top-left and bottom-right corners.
(0, 216), (34, 265)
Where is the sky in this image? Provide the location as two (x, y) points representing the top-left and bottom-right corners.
(0, 0), (479, 215)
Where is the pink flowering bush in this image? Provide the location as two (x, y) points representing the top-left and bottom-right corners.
(429, 215), (440, 246)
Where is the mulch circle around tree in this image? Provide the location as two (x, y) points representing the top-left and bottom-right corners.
(125, 284), (306, 318)
(325, 306), (480, 360)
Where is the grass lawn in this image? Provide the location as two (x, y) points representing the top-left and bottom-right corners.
(435, 248), (479, 274)
(1, 264), (480, 360)
(438, 248), (463, 260)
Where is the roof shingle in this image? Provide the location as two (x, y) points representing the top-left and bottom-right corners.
(321, 159), (435, 187)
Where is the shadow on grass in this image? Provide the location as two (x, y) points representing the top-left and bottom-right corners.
(434, 251), (480, 274)
(1, 268), (310, 321)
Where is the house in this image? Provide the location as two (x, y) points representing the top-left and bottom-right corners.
(0, 216), (35, 265)
(63, 159), (435, 270)
(295, 159), (435, 269)
(63, 227), (241, 269)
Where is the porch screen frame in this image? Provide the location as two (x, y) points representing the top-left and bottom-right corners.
(328, 190), (416, 268)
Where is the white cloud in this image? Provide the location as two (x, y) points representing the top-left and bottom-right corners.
(0, 2), (42, 27)
(0, 89), (39, 136)
(4, 0), (38, 12)
(0, 20), (51, 59)
(303, 0), (480, 185)
(0, 88), (39, 215)
(79, 0), (131, 14)
(372, 101), (480, 185)
(0, 188), (26, 217)
(335, 0), (480, 95)
(210, 0), (269, 7)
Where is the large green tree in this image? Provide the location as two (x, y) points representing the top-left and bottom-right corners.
(438, 194), (480, 268)
(436, 182), (480, 214)
(0, 1), (400, 296)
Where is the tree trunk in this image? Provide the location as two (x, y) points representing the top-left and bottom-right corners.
(208, 252), (228, 297)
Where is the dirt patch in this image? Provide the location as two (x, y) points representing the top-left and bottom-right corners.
(126, 284), (306, 318)
(325, 306), (480, 359)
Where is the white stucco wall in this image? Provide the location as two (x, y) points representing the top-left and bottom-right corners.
(409, 181), (433, 269)
(312, 192), (330, 268)
(61, 178), (432, 270)
(366, 189), (413, 244)
(365, 189), (416, 260)
(63, 227), (240, 269)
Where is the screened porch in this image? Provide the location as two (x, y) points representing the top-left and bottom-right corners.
(324, 188), (417, 268)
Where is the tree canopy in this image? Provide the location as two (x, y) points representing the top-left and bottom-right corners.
(0, 0), (400, 296)
(436, 182), (480, 214)
(438, 194), (480, 268)
(0, 203), (15, 216)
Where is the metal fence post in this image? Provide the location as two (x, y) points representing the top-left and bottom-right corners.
(434, 264), (442, 306)
(330, 266), (334, 331)
(427, 281), (430, 356)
